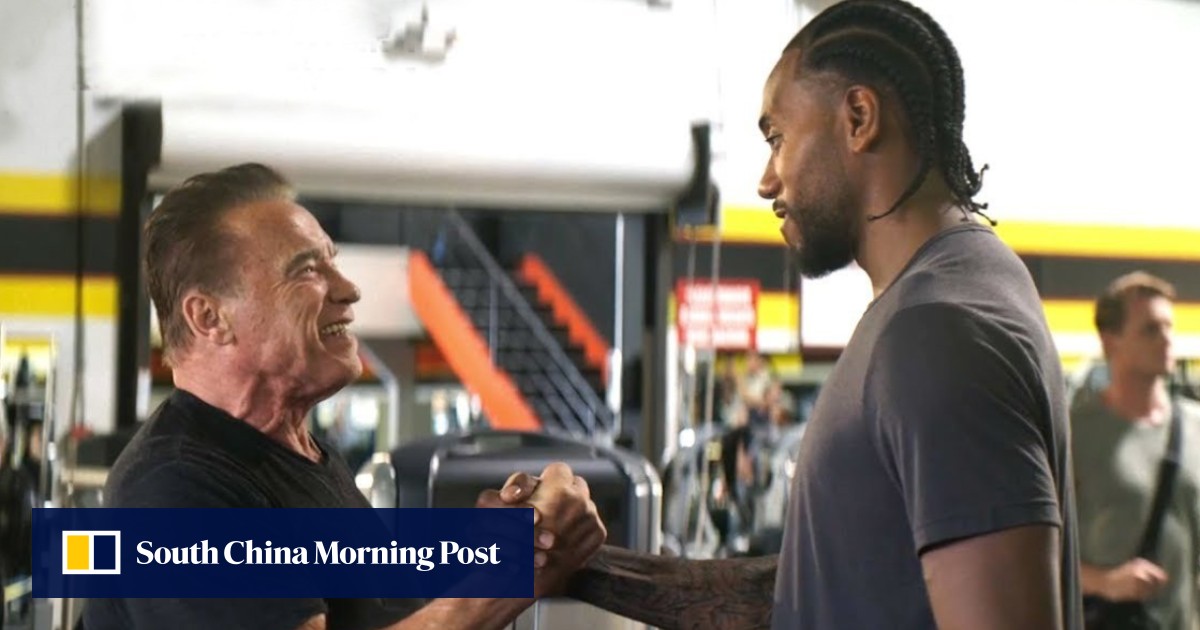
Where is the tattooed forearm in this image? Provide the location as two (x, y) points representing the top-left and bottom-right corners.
(566, 545), (776, 630)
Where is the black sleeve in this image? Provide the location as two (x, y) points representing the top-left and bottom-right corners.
(90, 453), (328, 630)
(864, 304), (1062, 554)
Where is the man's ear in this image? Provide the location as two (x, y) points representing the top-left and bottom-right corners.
(180, 290), (236, 346)
(842, 85), (883, 154)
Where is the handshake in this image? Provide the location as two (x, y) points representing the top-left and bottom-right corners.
(475, 462), (607, 598)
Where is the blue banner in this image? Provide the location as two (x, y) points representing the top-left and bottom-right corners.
(33, 508), (534, 598)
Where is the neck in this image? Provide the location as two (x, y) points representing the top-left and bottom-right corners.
(855, 172), (974, 298)
(173, 358), (322, 462)
(1103, 370), (1170, 425)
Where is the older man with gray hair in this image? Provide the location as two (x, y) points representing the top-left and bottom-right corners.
(82, 163), (605, 630)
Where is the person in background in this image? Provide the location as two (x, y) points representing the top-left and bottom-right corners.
(737, 350), (775, 426)
(1072, 271), (1200, 630)
(717, 357), (744, 427)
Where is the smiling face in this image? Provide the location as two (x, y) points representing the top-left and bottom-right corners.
(218, 199), (362, 401)
(757, 52), (862, 279)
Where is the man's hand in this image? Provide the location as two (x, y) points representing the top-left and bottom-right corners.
(476, 471), (557, 569)
(1099, 558), (1169, 602)
(482, 462), (606, 597)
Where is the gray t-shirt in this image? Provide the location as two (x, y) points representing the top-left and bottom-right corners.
(772, 224), (1082, 630)
(1072, 389), (1200, 630)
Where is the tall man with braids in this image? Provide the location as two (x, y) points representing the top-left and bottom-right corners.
(485, 1), (1083, 628)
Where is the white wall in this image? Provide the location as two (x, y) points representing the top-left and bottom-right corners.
(89, 0), (718, 210)
(0, 0), (122, 434)
(774, 0), (1200, 352)
(336, 245), (423, 338)
(0, 0), (121, 171)
(711, 0), (808, 210)
(722, 0), (1200, 228)
(930, 0), (1200, 229)
(0, 0), (77, 172)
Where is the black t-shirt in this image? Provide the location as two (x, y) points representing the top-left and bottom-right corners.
(772, 224), (1083, 629)
(82, 389), (422, 630)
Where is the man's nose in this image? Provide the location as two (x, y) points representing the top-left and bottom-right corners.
(758, 162), (780, 200)
(329, 269), (361, 304)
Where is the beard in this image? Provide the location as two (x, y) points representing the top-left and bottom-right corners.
(786, 191), (859, 279)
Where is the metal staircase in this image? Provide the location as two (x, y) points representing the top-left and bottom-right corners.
(429, 211), (616, 440)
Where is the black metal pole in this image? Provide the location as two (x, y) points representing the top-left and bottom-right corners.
(114, 104), (161, 431)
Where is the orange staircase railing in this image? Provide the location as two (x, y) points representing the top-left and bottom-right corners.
(516, 253), (610, 386)
(407, 252), (540, 431)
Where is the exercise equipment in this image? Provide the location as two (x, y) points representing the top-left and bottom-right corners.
(660, 421), (806, 559)
(358, 430), (661, 630)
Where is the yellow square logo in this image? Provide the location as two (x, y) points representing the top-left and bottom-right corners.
(62, 531), (121, 575)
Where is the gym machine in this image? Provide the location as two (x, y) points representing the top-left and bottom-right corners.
(357, 430), (661, 630)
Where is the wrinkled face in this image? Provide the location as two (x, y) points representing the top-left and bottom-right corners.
(757, 53), (860, 278)
(220, 199), (362, 400)
(1104, 295), (1175, 379)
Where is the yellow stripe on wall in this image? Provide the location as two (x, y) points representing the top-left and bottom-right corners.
(714, 205), (1200, 261)
(0, 276), (117, 317)
(682, 290), (1200, 343)
(0, 173), (121, 216)
(715, 206), (781, 244)
(675, 206), (777, 244)
(1042, 299), (1200, 335)
(1041, 300), (1101, 334)
(994, 222), (1200, 261)
(717, 352), (804, 376)
(757, 291), (798, 330)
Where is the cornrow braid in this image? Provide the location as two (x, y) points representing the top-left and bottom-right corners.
(785, 0), (992, 224)
(888, 1), (991, 208)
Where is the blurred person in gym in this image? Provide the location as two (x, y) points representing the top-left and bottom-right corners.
(81, 163), (606, 630)
(738, 350), (775, 426)
(1073, 272), (1200, 629)
(486, 0), (1082, 628)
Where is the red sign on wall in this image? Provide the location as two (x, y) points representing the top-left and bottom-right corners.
(675, 280), (759, 350)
